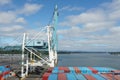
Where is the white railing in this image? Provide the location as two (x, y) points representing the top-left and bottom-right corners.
(24, 47), (50, 65)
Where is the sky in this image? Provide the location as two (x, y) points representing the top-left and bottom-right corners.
(0, 0), (120, 52)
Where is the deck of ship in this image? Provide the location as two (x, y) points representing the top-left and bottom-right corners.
(42, 67), (120, 80)
(1, 65), (120, 80)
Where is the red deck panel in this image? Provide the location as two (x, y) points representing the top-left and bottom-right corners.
(102, 73), (120, 80)
(0, 71), (10, 77)
(111, 70), (120, 79)
(42, 73), (51, 80)
(47, 67), (53, 73)
(114, 75), (120, 80)
(112, 70), (120, 73)
(84, 74), (96, 80)
(100, 73), (113, 80)
(0, 77), (4, 80)
(88, 67), (98, 74)
(58, 73), (67, 80)
(74, 67), (81, 74)
(59, 67), (70, 73)
(0, 71), (10, 80)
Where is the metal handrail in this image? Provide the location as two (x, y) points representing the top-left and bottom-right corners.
(24, 47), (50, 65)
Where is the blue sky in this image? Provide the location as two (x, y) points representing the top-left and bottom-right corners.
(0, 0), (120, 52)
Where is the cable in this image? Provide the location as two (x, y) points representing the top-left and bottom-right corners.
(26, 26), (47, 45)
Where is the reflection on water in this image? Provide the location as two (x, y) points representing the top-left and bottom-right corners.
(57, 53), (120, 69)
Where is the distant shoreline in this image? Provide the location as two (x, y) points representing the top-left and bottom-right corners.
(109, 52), (120, 55)
(58, 51), (108, 54)
(1, 48), (120, 54)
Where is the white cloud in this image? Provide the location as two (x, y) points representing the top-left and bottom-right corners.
(109, 10), (120, 20)
(0, 0), (11, 5)
(58, 26), (120, 51)
(15, 17), (26, 24)
(101, 0), (120, 20)
(58, 0), (120, 51)
(0, 11), (26, 24)
(0, 25), (23, 32)
(84, 21), (115, 32)
(110, 26), (120, 34)
(60, 10), (107, 27)
(0, 3), (42, 25)
(60, 6), (84, 12)
(0, 11), (16, 24)
(0, 1), (44, 46)
(18, 3), (43, 15)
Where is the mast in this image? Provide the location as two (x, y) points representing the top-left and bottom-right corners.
(47, 5), (58, 67)
(21, 33), (28, 78)
(21, 33), (26, 77)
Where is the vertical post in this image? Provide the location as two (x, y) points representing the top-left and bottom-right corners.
(26, 52), (28, 76)
(47, 5), (58, 67)
(47, 26), (54, 67)
(25, 33), (29, 76)
(33, 54), (35, 60)
(53, 5), (58, 65)
(54, 50), (57, 65)
(30, 52), (32, 61)
(21, 33), (26, 78)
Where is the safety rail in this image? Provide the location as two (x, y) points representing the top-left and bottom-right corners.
(24, 47), (50, 65)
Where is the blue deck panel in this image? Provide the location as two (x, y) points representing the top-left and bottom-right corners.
(103, 67), (111, 72)
(107, 67), (116, 70)
(0, 66), (5, 71)
(67, 73), (76, 80)
(52, 67), (59, 73)
(0, 66), (10, 73)
(93, 67), (104, 72)
(93, 67), (114, 73)
(78, 67), (92, 74)
(105, 67), (116, 72)
(69, 67), (75, 73)
(48, 73), (57, 80)
(75, 74), (87, 80)
(3, 74), (10, 78)
(0, 66), (10, 79)
(90, 74), (107, 80)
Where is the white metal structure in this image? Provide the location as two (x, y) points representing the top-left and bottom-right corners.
(20, 5), (58, 78)
(47, 26), (57, 67)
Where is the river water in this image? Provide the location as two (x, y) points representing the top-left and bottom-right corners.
(57, 53), (120, 69)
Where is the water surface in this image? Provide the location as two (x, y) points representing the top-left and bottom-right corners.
(57, 53), (120, 69)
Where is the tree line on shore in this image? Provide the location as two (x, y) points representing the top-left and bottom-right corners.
(109, 52), (120, 55)
(0, 49), (22, 54)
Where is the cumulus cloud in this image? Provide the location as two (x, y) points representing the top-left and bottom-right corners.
(18, 3), (43, 15)
(0, 2), (43, 36)
(0, 11), (26, 24)
(0, 0), (11, 5)
(60, 6), (84, 12)
(101, 0), (120, 20)
(58, 0), (120, 51)
(60, 10), (108, 27)
(0, 25), (23, 32)
(0, 11), (16, 24)
(15, 17), (26, 24)
(0, 2), (44, 47)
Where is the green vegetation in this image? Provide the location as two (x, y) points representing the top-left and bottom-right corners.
(0, 46), (48, 54)
(0, 49), (22, 54)
(0, 46), (21, 54)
